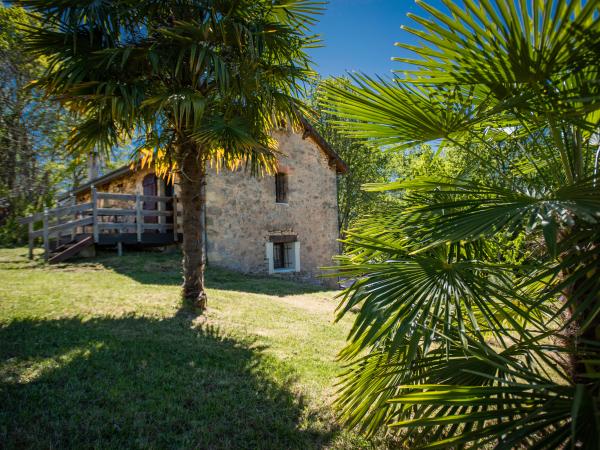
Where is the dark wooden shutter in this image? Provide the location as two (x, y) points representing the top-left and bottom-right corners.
(275, 173), (287, 203)
(142, 174), (158, 224)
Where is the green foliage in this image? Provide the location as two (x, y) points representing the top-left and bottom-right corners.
(324, 0), (600, 448)
(0, 4), (86, 245)
(309, 76), (497, 233)
(306, 78), (403, 232)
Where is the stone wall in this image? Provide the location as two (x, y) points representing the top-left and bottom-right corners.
(204, 129), (340, 286)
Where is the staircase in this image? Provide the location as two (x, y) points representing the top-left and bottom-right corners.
(48, 235), (94, 264)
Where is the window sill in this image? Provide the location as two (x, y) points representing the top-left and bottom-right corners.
(273, 268), (296, 273)
(275, 202), (289, 206)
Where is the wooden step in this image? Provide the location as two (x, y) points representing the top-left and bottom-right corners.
(48, 236), (94, 264)
(52, 240), (76, 253)
(50, 234), (92, 253)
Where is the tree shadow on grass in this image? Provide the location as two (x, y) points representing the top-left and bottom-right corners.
(62, 249), (333, 297)
(0, 312), (335, 449)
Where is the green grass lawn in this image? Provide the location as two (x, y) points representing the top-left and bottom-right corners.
(0, 247), (384, 449)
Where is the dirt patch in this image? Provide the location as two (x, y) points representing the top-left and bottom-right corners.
(272, 293), (339, 315)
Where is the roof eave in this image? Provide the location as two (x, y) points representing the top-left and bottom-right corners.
(298, 116), (349, 175)
(58, 119), (347, 201)
(57, 165), (133, 201)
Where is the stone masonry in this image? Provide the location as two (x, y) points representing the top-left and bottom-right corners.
(204, 129), (340, 285)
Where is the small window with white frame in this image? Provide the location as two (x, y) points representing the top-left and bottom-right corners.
(266, 235), (300, 273)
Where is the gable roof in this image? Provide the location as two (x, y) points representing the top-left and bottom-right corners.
(58, 120), (347, 201)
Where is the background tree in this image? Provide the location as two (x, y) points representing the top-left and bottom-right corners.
(0, 4), (87, 245)
(308, 78), (480, 235)
(306, 78), (402, 233)
(21, 0), (320, 308)
(324, 0), (600, 447)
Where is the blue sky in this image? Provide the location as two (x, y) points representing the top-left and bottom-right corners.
(308, 0), (445, 78)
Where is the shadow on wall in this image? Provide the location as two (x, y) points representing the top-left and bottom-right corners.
(0, 312), (335, 449)
(59, 249), (332, 297)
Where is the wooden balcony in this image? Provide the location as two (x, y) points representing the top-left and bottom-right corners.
(18, 187), (181, 262)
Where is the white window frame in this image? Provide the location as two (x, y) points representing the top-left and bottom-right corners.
(266, 241), (300, 274)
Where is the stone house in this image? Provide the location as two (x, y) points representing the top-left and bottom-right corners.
(61, 123), (347, 285)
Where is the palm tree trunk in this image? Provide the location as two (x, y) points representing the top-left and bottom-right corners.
(178, 144), (207, 309)
(564, 286), (600, 383)
(559, 238), (600, 383)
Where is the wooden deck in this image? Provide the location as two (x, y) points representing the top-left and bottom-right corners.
(18, 187), (181, 262)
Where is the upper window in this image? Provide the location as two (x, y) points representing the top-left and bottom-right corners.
(275, 173), (288, 203)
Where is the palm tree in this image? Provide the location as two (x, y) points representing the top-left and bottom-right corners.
(323, 0), (600, 447)
(20, 0), (321, 308)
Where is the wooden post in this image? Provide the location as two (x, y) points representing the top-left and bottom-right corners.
(43, 208), (49, 262)
(172, 195), (178, 242)
(136, 194), (142, 242)
(28, 222), (34, 260)
(158, 179), (165, 227)
(70, 194), (76, 241)
(117, 241), (123, 257)
(92, 186), (99, 243)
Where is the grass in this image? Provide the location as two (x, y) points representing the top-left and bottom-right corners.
(0, 247), (384, 449)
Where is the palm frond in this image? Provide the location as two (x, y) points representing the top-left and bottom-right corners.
(322, 75), (502, 150)
(397, 0), (600, 87)
(362, 176), (600, 252)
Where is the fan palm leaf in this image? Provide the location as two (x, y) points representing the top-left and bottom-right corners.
(323, 1), (600, 446)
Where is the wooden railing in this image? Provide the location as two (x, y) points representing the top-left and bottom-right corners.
(19, 186), (179, 261)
